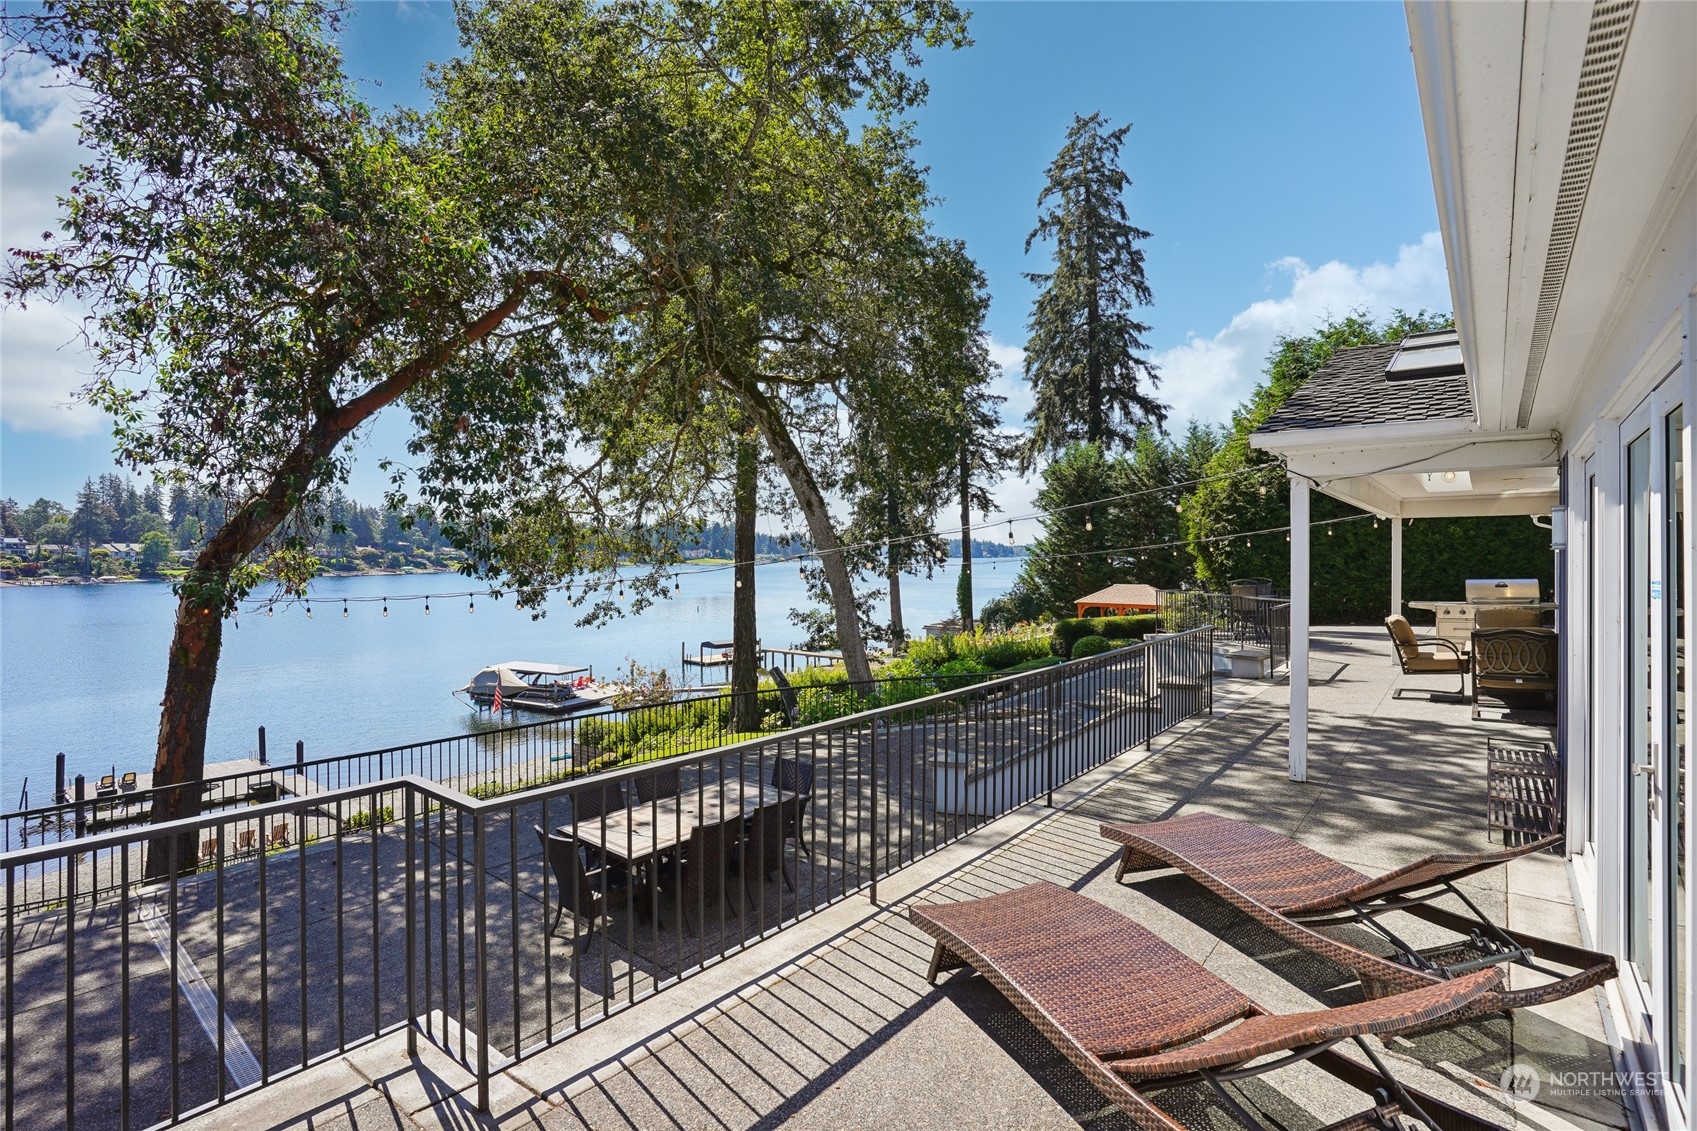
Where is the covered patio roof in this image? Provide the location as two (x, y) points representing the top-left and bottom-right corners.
(1247, 333), (1562, 784)
(1250, 333), (1561, 522)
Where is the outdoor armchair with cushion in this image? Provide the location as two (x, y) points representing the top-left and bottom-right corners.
(533, 826), (608, 947)
(1383, 614), (1467, 700)
(910, 882), (1505, 1131)
(1101, 812), (1615, 1020)
(1470, 628), (1558, 722)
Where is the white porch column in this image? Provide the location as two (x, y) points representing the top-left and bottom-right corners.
(1289, 475), (1310, 782)
(1389, 515), (1403, 617)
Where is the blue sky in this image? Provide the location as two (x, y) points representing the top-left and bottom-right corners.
(0, 2), (1450, 532)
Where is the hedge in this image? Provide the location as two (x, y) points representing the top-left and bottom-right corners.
(1051, 614), (1161, 658)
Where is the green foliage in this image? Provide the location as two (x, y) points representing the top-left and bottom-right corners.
(1022, 113), (1162, 465)
(1051, 614), (1161, 657)
(137, 530), (173, 576)
(1070, 635), (1113, 658)
(1000, 656), (1062, 674)
(341, 806), (393, 832)
(903, 625), (1052, 672)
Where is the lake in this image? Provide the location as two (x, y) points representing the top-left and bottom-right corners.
(0, 558), (1021, 805)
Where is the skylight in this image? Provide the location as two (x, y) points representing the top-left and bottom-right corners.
(1385, 330), (1465, 380)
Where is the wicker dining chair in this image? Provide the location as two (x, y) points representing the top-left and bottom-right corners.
(1470, 627), (1558, 721)
(673, 813), (742, 936)
(635, 765), (681, 804)
(769, 757), (815, 855)
(533, 826), (607, 947)
(742, 801), (795, 914)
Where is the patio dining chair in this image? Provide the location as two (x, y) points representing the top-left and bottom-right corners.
(1383, 614), (1467, 700)
(665, 813), (742, 936)
(741, 801), (795, 912)
(97, 773), (117, 797)
(532, 826), (608, 948)
(1470, 627), (1558, 722)
(566, 780), (629, 885)
(912, 882), (1506, 1131)
(119, 771), (137, 791)
(769, 757), (815, 855)
(635, 765), (681, 804)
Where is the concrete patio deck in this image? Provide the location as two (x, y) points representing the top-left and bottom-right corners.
(183, 627), (1631, 1131)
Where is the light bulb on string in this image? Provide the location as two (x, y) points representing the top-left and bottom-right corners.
(382, 600), (388, 618)
(305, 600), (312, 619)
(424, 600), (431, 616)
(1007, 520), (1014, 543)
(342, 599), (348, 619)
(735, 578), (743, 588)
(267, 605), (274, 618)
(468, 598), (475, 614)
(1084, 512), (1093, 533)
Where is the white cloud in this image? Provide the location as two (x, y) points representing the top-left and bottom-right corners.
(1, 62), (107, 437)
(1151, 232), (1451, 431)
(979, 234), (1452, 543)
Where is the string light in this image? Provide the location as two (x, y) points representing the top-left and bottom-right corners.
(468, 598), (475, 614)
(304, 600), (311, 619)
(342, 599), (348, 618)
(424, 599), (431, 615)
(382, 600), (388, 617)
(1084, 513), (1093, 532)
(267, 606), (274, 618)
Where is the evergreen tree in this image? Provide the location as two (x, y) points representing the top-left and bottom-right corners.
(1014, 443), (1134, 615)
(0, 498), (18, 538)
(1021, 113), (1163, 469)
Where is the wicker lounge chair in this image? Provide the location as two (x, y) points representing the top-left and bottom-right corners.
(1101, 812), (1615, 1018)
(911, 882), (1505, 1131)
(1384, 615), (1467, 700)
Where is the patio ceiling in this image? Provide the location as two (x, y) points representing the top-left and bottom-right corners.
(1253, 420), (1561, 520)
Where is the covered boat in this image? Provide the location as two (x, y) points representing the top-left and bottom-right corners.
(456, 661), (598, 714)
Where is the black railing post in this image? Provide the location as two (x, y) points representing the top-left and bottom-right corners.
(405, 787), (418, 1058)
(295, 740), (304, 775)
(473, 807), (490, 1111)
(868, 719), (879, 906)
(257, 726), (268, 765)
(73, 774), (87, 839)
(55, 752), (66, 805)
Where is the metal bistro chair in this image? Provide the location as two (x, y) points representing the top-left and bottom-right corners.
(533, 826), (609, 948)
(1384, 614), (1467, 701)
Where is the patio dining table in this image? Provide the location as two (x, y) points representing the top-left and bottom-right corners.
(562, 784), (798, 924)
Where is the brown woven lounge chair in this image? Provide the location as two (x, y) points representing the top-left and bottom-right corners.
(1101, 812), (1615, 1018)
(911, 882), (1505, 1131)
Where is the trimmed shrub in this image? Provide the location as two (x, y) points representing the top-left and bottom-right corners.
(1051, 615), (1161, 657)
(999, 656), (1062, 674)
(1070, 635), (1113, 659)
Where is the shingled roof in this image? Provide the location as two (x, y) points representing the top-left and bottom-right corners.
(1256, 339), (1473, 435)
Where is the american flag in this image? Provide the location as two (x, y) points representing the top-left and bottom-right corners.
(492, 684), (503, 713)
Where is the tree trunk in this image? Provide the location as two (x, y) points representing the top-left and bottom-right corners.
(885, 487), (905, 652)
(737, 385), (873, 687)
(137, 276), (542, 876)
(731, 426), (761, 732)
(959, 443), (974, 633)
(144, 588), (227, 877)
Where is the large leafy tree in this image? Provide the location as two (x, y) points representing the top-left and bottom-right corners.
(1020, 112), (1163, 469)
(419, 1), (974, 688)
(2, 0), (642, 863)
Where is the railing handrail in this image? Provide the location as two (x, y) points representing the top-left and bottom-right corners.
(0, 626), (1213, 869)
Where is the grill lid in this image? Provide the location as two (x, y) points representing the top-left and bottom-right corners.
(1465, 578), (1541, 603)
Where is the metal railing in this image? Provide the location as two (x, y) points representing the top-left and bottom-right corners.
(1, 628), (1214, 1130)
(1159, 590), (1291, 678)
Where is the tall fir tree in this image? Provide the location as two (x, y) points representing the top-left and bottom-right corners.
(1020, 113), (1164, 470)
